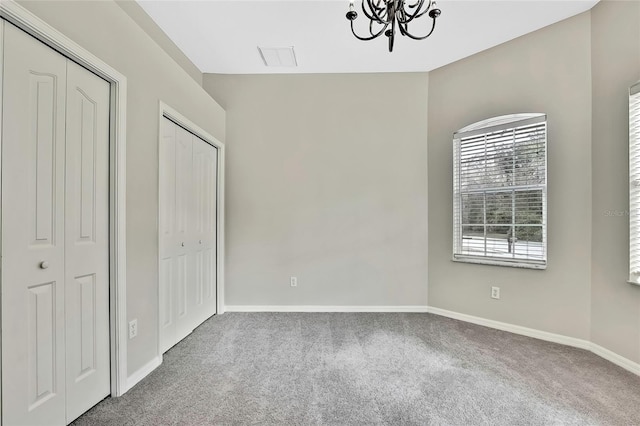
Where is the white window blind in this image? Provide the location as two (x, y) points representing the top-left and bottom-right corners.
(453, 114), (547, 268)
(629, 83), (640, 284)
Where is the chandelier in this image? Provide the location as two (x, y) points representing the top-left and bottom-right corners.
(345, 0), (441, 52)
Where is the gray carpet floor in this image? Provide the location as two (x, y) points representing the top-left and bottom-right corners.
(74, 313), (640, 425)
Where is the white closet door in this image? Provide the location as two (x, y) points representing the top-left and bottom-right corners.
(193, 136), (217, 323)
(2, 23), (111, 425)
(159, 118), (217, 352)
(64, 60), (111, 423)
(159, 118), (196, 350)
(174, 124), (195, 342)
(1, 23), (68, 426)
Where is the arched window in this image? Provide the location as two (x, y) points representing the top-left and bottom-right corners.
(452, 114), (547, 268)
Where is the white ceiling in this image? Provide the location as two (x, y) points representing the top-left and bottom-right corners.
(136, 0), (599, 74)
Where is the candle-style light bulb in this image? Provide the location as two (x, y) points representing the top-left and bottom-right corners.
(346, 0), (358, 20)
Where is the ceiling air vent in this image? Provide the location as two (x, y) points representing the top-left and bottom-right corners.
(258, 46), (297, 67)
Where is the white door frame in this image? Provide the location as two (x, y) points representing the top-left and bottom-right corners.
(0, 0), (129, 398)
(157, 102), (226, 357)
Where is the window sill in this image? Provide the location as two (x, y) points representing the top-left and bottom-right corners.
(627, 276), (640, 286)
(452, 256), (547, 270)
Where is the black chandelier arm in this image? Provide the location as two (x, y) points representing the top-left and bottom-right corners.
(369, 19), (383, 37)
(411, 7), (433, 20)
(370, 0), (387, 15)
(370, 0), (392, 23)
(362, 0), (389, 25)
(397, 8), (413, 26)
(398, 0), (438, 25)
(403, 0), (419, 9)
(397, 0), (428, 23)
(398, 16), (437, 40)
(413, 0), (434, 19)
(350, 19), (388, 41)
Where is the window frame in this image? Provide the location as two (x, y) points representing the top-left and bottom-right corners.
(629, 83), (640, 285)
(452, 113), (548, 270)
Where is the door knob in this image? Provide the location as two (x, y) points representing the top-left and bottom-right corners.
(39, 261), (49, 270)
(199, 240), (202, 244)
(181, 242), (185, 247)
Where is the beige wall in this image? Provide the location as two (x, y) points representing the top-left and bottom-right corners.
(17, 1), (225, 375)
(591, 0), (640, 363)
(204, 73), (429, 307)
(427, 12), (594, 340)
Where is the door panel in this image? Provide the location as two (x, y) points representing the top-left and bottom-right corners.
(64, 60), (110, 423)
(174, 125), (194, 342)
(193, 136), (217, 323)
(159, 118), (177, 352)
(30, 73), (58, 247)
(159, 259), (174, 323)
(27, 281), (57, 409)
(177, 253), (188, 319)
(1, 23), (67, 426)
(192, 136), (206, 324)
(160, 119), (196, 349)
(175, 126), (191, 245)
(204, 247), (216, 316)
(195, 250), (204, 308)
(66, 273), (97, 386)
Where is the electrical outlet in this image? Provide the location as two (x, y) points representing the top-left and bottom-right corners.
(129, 319), (138, 339)
(290, 276), (298, 287)
(491, 286), (501, 300)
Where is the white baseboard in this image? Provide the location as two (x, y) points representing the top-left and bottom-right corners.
(224, 305), (430, 313)
(124, 355), (162, 393)
(590, 343), (640, 376)
(426, 306), (592, 350)
(427, 306), (640, 377)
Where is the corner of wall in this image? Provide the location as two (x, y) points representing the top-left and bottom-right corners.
(425, 71), (430, 308)
(115, 0), (203, 87)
